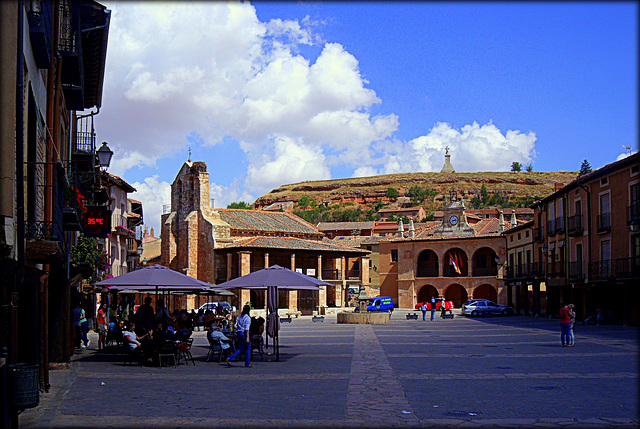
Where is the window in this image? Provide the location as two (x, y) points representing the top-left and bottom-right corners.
(510, 235), (513, 242)
(601, 177), (609, 186)
(518, 232), (521, 240)
(526, 230), (530, 238)
(391, 249), (398, 262)
(632, 164), (639, 175)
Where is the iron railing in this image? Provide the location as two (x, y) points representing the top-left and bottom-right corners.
(546, 219), (556, 236)
(627, 203), (640, 225)
(473, 267), (498, 277)
(533, 226), (544, 242)
(322, 269), (341, 280)
(567, 214), (583, 236)
(568, 261), (585, 280)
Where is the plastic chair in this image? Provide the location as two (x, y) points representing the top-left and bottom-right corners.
(177, 338), (195, 365)
(250, 334), (264, 361)
(157, 340), (177, 367)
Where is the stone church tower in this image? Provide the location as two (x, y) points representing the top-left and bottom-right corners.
(160, 161), (231, 283)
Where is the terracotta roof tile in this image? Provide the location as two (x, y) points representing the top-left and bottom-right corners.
(217, 209), (321, 236)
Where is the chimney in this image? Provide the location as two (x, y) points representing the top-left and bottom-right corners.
(510, 209), (518, 227)
(143, 227), (148, 239)
(150, 228), (155, 237)
(397, 220), (405, 238)
(498, 210), (505, 232)
(555, 182), (565, 192)
(408, 219), (415, 238)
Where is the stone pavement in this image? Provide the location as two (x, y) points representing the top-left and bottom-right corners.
(19, 310), (639, 428)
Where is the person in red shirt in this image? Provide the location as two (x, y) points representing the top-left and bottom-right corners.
(559, 304), (573, 347)
(97, 303), (108, 350)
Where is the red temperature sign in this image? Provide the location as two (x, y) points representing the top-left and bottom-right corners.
(82, 206), (111, 237)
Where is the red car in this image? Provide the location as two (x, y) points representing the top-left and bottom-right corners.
(415, 298), (454, 311)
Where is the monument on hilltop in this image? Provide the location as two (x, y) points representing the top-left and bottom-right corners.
(440, 146), (455, 173)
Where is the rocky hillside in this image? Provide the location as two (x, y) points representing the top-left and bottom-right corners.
(254, 171), (580, 211)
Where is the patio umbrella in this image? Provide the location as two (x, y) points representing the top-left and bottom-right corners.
(92, 265), (231, 314)
(93, 265), (214, 290)
(214, 265), (330, 361)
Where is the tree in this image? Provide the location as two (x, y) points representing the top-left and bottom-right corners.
(525, 164), (533, 172)
(510, 161), (522, 172)
(227, 201), (251, 209)
(297, 195), (311, 209)
(385, 187), (399, 199)
(579, 159), (592, 175)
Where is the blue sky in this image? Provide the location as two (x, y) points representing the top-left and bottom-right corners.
(94, 2), (637, 234)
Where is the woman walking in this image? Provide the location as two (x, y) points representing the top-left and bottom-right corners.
(226, 305), (252, 367)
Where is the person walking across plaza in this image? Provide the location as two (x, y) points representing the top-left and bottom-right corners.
(420, 302), (428, 321)
(430, 297), (436, 321)
(559, 304), (572, 347)
(226, 305), (252, 367)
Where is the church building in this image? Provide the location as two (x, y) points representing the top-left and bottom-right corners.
(161, 160), (369, 314)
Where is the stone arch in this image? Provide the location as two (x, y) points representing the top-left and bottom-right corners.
(443, 284), (468, 308)
(443, 247), (468, 277)
(417, 284), (439, 304)
(250, 289), (265, 309)
(472, 284), (497, 302)
(472, 247), (498, 277)
(416, 249), (439, 277)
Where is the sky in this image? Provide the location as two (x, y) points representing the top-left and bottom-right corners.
(92, 1), (638, 235)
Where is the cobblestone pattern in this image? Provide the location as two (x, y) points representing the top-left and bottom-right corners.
(345, 324), (420, 427)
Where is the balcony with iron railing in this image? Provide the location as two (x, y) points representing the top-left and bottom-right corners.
(554, 217), (565, 234)
(589, 260), (612, 280)
(568, 261), (585, 280)
(597, 212), (611, 233)
(113, 215), (135, 237)
(614, 257), (640, 279)
(504, 263), (539, 279)
(567, 214), (583, 236)
(547, 260), (565, 278)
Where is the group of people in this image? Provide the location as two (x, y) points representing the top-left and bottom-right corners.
(419, 297), (438, 321)
(559, 303), (576, 347)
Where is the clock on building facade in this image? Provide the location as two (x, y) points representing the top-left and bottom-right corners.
(449, 215), (459, 226)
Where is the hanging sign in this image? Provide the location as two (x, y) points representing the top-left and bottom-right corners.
(83, 205), (112, 237)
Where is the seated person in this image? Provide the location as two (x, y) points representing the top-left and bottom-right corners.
(207, 324), (235, 353)
(122, 322), (143, 352)
(175, 320), (192, 341)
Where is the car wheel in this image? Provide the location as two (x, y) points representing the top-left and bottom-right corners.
(501, 309), (510, 316)
(471, 310), (479, 317)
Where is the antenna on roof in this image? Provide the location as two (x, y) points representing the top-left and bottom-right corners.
(188, 147), (192, 163)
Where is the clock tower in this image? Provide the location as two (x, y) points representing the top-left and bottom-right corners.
(433, 189), (475, 237)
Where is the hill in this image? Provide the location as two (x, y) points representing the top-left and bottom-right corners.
(254, 171), (580, 215)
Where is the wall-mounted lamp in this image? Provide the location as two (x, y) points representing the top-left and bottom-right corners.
(97, 141), (114, 170)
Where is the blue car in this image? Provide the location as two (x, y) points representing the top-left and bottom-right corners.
(355, 296), (394, 313)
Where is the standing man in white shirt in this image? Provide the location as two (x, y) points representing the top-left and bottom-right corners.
(226, 305), (252, 367)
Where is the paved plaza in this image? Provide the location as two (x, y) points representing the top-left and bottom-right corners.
(20, 310), (639, 428)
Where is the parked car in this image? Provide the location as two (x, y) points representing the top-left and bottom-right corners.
(415, 298), (454, 311)
(461, 300), (514, 316)
(197, 301), (236, 313)
(355, 296), (394, 313)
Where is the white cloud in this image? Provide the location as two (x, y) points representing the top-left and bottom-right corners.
(128, 175), (171, 236)
(381, 121), (537, 174)
(245, 135), (331, 193)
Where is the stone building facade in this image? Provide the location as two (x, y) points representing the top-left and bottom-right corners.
(378, 199), (511, 309)
(161, 161), (369, 314)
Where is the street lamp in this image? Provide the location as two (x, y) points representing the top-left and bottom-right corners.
(96, 141), (113, 170)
